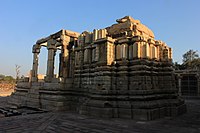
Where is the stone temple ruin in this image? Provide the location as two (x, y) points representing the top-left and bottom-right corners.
(10, 16), (186, 120)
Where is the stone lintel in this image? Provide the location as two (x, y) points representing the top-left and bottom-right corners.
(47, 38), (57, 45)
(94, 37), (115, 44)
(55, 42), (62, 47)
(117, 38), (129, 44)
(36, 29), (79, 44)
(36, 36), (51, 44)
(131, 36), (141, 42)
(36, 30), (62, 44)
(140, 36), (148, 42)
(148, 38), (155, 44)
(131, 36), (149, 43)
(84, 45), (92, 49)
(47, 44), (57, 50)
(155, 40), (162, 46)
(65, 30), (80, 38)
(74, 47), (82, 51)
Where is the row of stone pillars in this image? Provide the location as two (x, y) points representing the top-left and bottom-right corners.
(31, 44), (57, 82)
(31, 39), (71, 83)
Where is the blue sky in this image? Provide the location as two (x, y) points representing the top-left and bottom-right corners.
(0, 0), (200, 77)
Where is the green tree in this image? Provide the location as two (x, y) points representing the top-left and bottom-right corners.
(190, 58), (200, 70)
(0, 75), (15, 84)
(182, 49), (199, 69)
(0, 74), (5, 80)
(3, 76), (14, 81)
(173, 62), (186, 70)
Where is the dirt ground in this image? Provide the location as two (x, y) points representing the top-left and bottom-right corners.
(0, 83), (15, 97)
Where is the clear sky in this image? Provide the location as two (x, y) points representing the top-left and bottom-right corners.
(0, 0), (200, 77)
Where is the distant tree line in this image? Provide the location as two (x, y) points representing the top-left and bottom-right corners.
(0, 74), (15, 84)
(173, 49), (200, 70)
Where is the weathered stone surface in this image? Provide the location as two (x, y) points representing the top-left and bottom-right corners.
(107, 16), (154, 38)
(9, 16), (186, 120)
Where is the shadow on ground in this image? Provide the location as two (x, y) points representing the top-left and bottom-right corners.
(0, 97), (200, 133)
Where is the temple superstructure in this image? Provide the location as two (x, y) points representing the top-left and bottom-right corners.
(10, 16), (186, 120)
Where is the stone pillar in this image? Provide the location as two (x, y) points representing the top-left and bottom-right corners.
(116, 44), (121, 60)
(93, 29), (98, 41)
(84, 49), (89, 63)
(95, 45), (99, 61)
(69, 47), (75, 78)
(58, 52), (63, 77)
(150, 44), (155, 59)
(122, 43), (128, 59)
(31, 44), (40, 82)
(133, 43), (137, 58)
(106, 42), (114, 65)
(148, 39), (155, 59)
(61, 35), (70, 79)
(129, 44), (133, 60)
(169, 47), (172, 60)
(156, 46), (160, 60)
(155, 41), (160, 60)
(177, 74), (182, 96)
(154, 46), (158, 59)
(45, 43), (57, 82)
(133, 42), (141, 58)
(91, 48), (95, 62)
(97, 29), (107, 39)
(75, 51), (80, 66)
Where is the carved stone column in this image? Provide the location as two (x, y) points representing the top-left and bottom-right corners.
(61, 35), (70, 79)
(31, 44), (40, 82)
(45, 41), (57, 82)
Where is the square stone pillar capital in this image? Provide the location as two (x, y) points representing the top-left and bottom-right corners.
(32, 44), (41, 53)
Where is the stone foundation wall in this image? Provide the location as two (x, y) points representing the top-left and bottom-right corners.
(73, 59), (186, 120)
(10, 59), (186, 120)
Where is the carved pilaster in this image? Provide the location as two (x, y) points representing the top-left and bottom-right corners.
(133, 42), (141, 58)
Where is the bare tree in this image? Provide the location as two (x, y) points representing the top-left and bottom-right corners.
(183, 50), (198, 65)
(15, 64), (21, 80)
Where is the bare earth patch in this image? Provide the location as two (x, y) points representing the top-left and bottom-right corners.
(0, 83), (15, 97)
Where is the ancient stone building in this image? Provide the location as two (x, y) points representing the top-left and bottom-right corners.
(10, 16), (186, 120)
